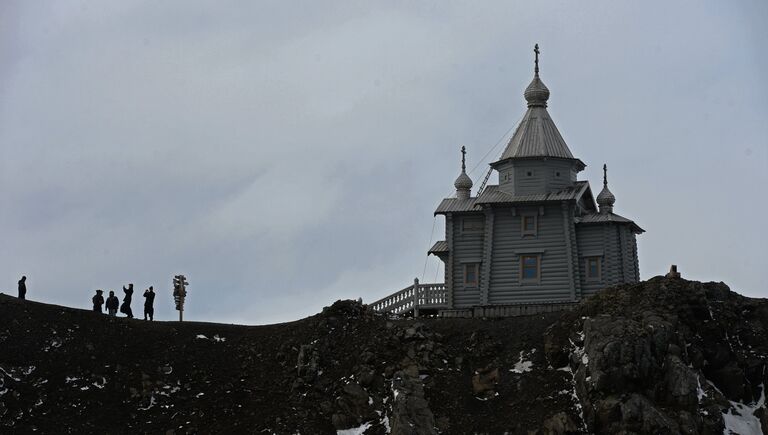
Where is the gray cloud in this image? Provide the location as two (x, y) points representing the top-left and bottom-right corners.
(1, 0), (766, 324)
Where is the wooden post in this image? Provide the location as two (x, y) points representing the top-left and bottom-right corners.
(413, 277), (420, 318)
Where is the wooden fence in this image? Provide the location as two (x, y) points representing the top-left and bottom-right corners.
(369, 278), (448, 317)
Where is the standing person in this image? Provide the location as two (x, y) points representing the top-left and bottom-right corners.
(120, 284), (134, 318)
(18, 276), (27, 300)
(143, 286), (155, 321)
(105, 291), (119, 316)
(92, 290), (105, 313)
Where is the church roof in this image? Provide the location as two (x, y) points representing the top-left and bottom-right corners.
(434, 197), (480, 214)
(475, 181), (589, 205)
(576, 213), (645, 234)
(497, 106), (579, 162)
(434, 181), (589, 214)
(493, 45), (584, 169)
(428, 241), (449, 255)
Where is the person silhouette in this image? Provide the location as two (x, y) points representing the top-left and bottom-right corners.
(143, 286), (155, 321)
(18, 276), (27, 300)
(92, 290), (105, 313)
(120, 284), (134, 318)
(105, 291), (119, 316)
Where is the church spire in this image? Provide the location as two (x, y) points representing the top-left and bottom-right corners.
(597, 163), (616, 214)
(454, 146), (473, 199)
(524, 43), (550, 108)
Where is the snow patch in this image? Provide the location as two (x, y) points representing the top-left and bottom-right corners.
(213, 335), (226, 342)
(138, 395), (156, 411)
(93, 377), (107, 389)
(697, 376), (707, 402)
(195, 334), (208, 340)
(337, 422), (371, 435)
(0, 366), (22, 382)
(722, 384), (765, 435)
(565, 333), (588, 432)
(510, 350), (534, 374)
(391, 379), (400, 401)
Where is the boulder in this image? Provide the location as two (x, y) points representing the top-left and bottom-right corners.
(472, 367), (499, 395)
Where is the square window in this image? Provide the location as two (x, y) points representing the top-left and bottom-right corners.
(521, 214), (537, 236)
(526, 171), (533, 177)
(520, 255), (540, 282)
(555, 171), (561, 177)
(586, 257), (601, 280)
(464, 263), (479, 287)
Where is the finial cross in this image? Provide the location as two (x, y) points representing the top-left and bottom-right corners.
(603, 163), (608, 187)
(461, 146), (467, 172)
(534, 43), (540, 75)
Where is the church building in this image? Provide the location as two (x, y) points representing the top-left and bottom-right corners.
(428, 46), (643, 310)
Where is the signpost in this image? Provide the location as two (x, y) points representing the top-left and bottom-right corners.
(173, 274), (189, 322)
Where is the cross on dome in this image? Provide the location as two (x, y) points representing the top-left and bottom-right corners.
(597, 163), (616, 213)
(524, 43), (550, 107)
(454, 146), (473, 199)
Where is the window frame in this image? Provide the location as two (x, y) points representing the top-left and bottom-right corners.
(521, 214), (538, 237)
(463, 262), (480, 288)
(585, 256), (602, 281)
(519, 254), (541, 284)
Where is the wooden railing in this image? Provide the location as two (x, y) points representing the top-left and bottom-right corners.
(369, 279), (448, 317)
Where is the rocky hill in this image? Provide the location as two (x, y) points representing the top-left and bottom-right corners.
(1, 277), (767, 434)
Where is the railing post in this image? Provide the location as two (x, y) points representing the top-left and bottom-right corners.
(413, 277), (419, 318)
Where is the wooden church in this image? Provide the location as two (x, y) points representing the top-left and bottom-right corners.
(430, 45), (643, 312)
(372, 45), (643, 316)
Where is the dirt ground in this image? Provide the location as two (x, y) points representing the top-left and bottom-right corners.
(0, 293), (580, 434)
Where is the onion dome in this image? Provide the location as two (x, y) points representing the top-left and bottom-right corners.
(454, 146), (473, 199)
(524, 44), (550, 108)
(597, 164), (616, 214)
(454, 172), (473, 190)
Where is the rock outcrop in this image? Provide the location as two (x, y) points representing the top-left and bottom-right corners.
(545, 277), (768, 434)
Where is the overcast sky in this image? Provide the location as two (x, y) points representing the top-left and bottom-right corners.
(1, 1), (766, 324)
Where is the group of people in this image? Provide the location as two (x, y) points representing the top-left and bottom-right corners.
(15, 275), (157, 321)
(92, 284), (156, 321)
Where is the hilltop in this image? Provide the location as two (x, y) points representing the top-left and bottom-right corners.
(1, 277), (767, 434)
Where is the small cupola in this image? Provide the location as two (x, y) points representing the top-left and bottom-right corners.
(524, 44), (550, 108)
(597, 164), (616, 214)
(454, 146), (473, 199)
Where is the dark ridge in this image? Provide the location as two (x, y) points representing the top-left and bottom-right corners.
(1, 277), (766, 434)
